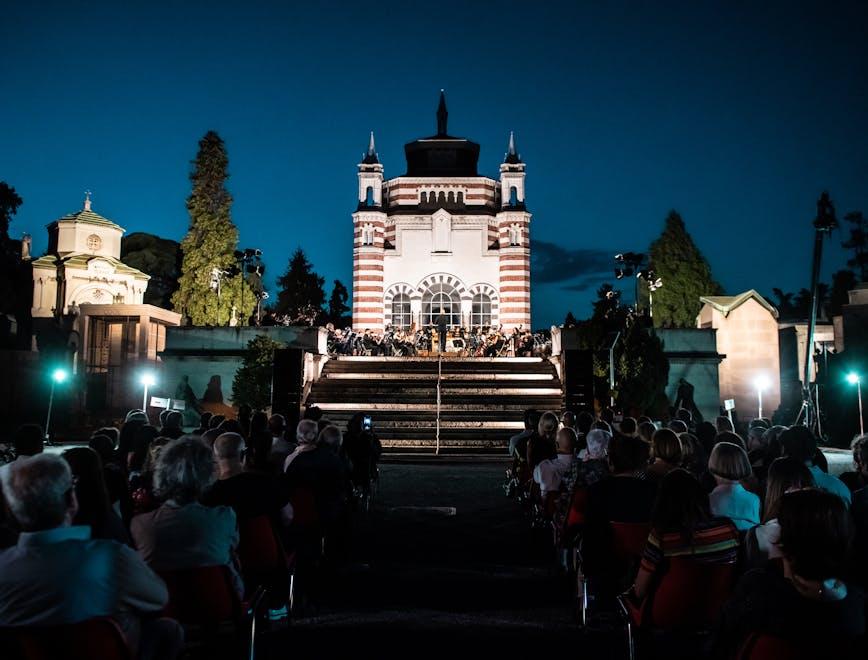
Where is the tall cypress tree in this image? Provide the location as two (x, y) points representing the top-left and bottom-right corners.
(172, 132), (254, 325)
(275, 248), (326, 325)
(648, 210), (721, 328)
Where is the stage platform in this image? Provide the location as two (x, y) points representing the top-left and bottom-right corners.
(305, 356), (564, 451)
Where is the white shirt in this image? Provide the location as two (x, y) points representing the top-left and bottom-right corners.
(533, 455), (572, 495)
(754, 518), (782, 560)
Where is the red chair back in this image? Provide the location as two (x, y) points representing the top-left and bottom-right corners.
(289, 487), (319, 527)
(158, 565), (241, 626)
(238, 515), (282, 574)
(648, 557), (735, 629)
(565, 488), (588, 528)
(7, 617), (130, 660)
(738, 633), (804, 660)
(610, 522), (651, 563)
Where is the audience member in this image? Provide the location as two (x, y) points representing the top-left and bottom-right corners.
(644, 429), (683, 482)
(284, 420), (320, 471)
(533, 427), (576, 497)
(696, 420), (718, 456)
(617, 416), (637, 438)
(630, 469), (739, 601)
(11, 424), (44, 461)
(89, 433), (129, 517)
(561, 410), (576, 432)
(0, 454), (182, 660)
(586, 433), (657, 526)
(268, 413), (294, 472)
(637, 420), (656, 445)
(343, 413), (383, 494)
(781, 426), (851, 505)
(744, 457), (813, 568)
(61, 447), (131, 545)
(571, 428), (611, 489)
(668, 419), (688, 435)
(509, 409), (539, 458)
(192, 411), (213, 436)
(715, 430), (746, 450)
(527, 411), (559, 471)
(709, 489), (865, 657)
(131, 436), (240, 594)
(159, 411), (185, 440)
(708, 442), (760, 531)
(840, 434), (868, 493)
(715, 415), (734, 434)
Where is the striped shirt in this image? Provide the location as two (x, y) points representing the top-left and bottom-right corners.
(640, 517), (739, 575)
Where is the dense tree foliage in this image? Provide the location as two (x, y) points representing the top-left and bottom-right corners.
(231, 335), (285, 410)
(327, 279), (350, 326)
(0, 182), (29, 348)
(648, 210), (721, 328)
(171, 132), (254, 325)
(842, 211), (867, 282)
(121, 232), (181, 309)
(275, 248), (326, 325)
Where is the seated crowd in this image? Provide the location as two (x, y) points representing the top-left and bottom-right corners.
(509, 408), (868, 656)
(0, 406), (382, 658)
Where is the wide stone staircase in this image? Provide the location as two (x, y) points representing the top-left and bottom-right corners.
(305, 356), (563, 451)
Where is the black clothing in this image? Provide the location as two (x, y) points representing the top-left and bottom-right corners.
(585, 475), (657, 525)
(283, 447), (349, 524)
(343, 430), (382, 491)
(707, 561), (866, 658)
(202, 471), (288, 522)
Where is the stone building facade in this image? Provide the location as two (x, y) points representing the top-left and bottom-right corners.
(352, 93), (532, 331)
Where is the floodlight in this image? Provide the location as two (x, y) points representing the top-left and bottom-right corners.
(847, 372), (860, 385)
(52, 368), (68, 383)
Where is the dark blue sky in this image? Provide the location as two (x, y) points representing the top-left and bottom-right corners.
(3, 1), (866, 327)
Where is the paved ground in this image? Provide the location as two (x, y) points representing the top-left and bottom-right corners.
(254, 459), (626, 658)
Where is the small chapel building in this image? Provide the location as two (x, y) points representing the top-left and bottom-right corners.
(352, 92), (532, 331)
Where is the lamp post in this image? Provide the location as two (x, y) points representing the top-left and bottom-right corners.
(754, 374), (770, 420)
(848, 373), (864, 436)
(45, 368), (68, 441)
(140, 371), (156, 412)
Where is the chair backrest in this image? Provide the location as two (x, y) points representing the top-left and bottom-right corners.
(609, 521), (651, 563)
(648, 557), (735, 629)
(565, 488), (589, 528)
(289, 486), (319, 527)
(238, 514), (283, 574)
(5, 617), (131, 660)
(737, 632), (805, 660)
(158, 565), (242, 626)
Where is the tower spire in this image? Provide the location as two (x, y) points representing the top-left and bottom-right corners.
(83, 190), (92, 211)
(362, 131), (379, 164)
(504, 131), (521, 164)
(436, 89), (448, 136)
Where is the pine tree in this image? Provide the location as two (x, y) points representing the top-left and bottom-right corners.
(563, 311), (578, 328)
(842, 211), (867, 281)
(327, 279), (350, 326)
(648, 210), (721, 328)
(275, 248), (326, 325)
(171, 132), (254, 325)
(231, 335), (285, 409)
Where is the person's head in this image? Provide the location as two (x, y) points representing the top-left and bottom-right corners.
(747, 425), (768, 452)
(163, 410), (183, 431)
(238, 403), (252, 422)
(708, 442), (752, 483)
(676, 408), (693, 427)
(13, 424), (44, 458)
(538, 411), (559, 439)
(749, 417), (771, 431)
(61, 447), (109, 526)
(556, 427), (577, 454)
(118, 417), (146, 456)
(592, 420), (613, 435)
(0, 454), (77, 531)
(651, 428), (683, 465)
(576, 411), (594, 435)
(317, 418), (333, 433)
(715, 415), (734, 434)
(198, 411), (213, 430)
(129, 424), (159, 472)
(209, 414), (226, 430)
(246, 429), (273, 471)
(618, 417), (637, 437)
(651, 468), (710, 535)
(679, 433), (699, 470)
(637, 421), (656, 444)
(93, 427), (119, 447)
(125, 409), (148, 424)
(304, 406), (323, 422)
(218, 418), (244, 435)
(561, 411), (576, 429)
(153, 436), (216, 505)
(763, 457), (814, 522)
(158, 409), (170, 428)
(608, 435), (647, 474)
(250, 410), (268, 435)
(715, 431), (746, 450)
(668, 420), (688, 435)
(268, 414), (286, 436)
(780, 426), (818, 465)
(318, 425), (343, 452)
(778, 489), (852, 582)
(585, 429), (611, 460)
(523, 409), (540, 432)
(213, 432), (245, 467)
(88, 434), (115, 463)
(763, 425), (788, 460)
(696, 421), (718, 454)
(850, 434), (868, 477)
(296, 419), (319, 446)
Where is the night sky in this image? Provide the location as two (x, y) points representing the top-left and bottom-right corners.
(2, 1), (866, 327)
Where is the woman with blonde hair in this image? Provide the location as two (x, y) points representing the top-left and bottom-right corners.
(708, 441), (760, 531)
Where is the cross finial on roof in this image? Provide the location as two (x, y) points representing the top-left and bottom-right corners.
(436, 90), (448, 136)
(83, 190), (92, 211)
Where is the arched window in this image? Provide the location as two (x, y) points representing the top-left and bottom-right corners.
(362, 223), (375, 245)
(457, 192), (464, 205)
(421, 283), (461, 328)
(365, 186), (375, 206)
(471, 292), (492, 327)
(420, 191), (427, 204)
(391, 293), (412, 330)
(437, 191), (446, 206)
(509, 223), (521, 246)
(447, 191), (455, 204)
(509, 186), (518, 206)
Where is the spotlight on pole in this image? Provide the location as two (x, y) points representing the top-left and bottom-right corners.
(52, 368), (68, 384)
(847, 372), (863, 436)
(754, 374), (770, 419)
(140, 371), (156, 412)
(45, 367), (69, 442)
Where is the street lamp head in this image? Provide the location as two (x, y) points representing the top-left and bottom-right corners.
(52, 368), (68, 384)
(847, 372), (861, 385)
(140, 372), (156, 387)
(754, 374), (770, 391)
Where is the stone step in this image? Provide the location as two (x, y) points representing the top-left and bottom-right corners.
(322, 372), (554, 381)
(310, 402), (560, 413)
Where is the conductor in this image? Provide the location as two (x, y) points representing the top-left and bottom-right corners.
(434, 309), (448, 354)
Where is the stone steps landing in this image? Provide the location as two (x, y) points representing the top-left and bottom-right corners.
(305, 356), (563, 450)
